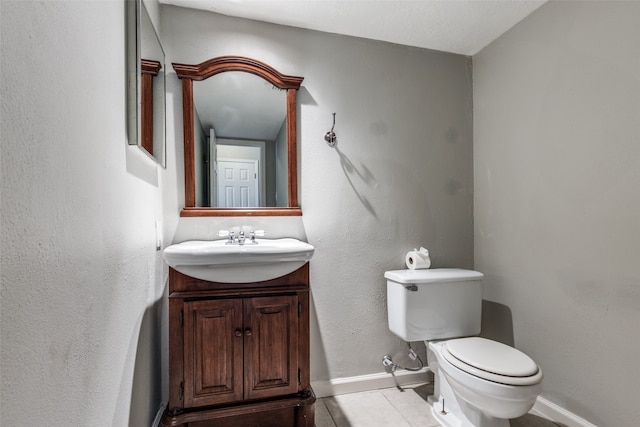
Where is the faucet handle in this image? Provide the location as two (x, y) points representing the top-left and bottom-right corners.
(219, 229), (236, 244)
(249, 230), (265, 243)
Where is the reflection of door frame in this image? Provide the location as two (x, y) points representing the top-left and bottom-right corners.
(209, 129), (217, 207)
(215, 139), (266, 206)
(217, 158), (259, 207)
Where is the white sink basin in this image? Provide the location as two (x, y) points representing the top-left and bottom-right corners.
(163, 238), (315, 283)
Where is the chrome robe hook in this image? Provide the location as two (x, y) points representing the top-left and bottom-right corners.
(324, 112), (337, 147)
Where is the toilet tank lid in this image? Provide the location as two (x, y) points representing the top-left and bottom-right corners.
(384, 268), (483, 284)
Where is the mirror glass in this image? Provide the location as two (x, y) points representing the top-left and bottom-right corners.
(192, 72), (287, 207)
(127, 0), (166, 166)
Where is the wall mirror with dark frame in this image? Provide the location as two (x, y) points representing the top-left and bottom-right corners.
(172, 56), (304, 217)
(126, 0), (166, 167)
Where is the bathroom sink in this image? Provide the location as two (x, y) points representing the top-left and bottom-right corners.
(163, 238), (315, 283)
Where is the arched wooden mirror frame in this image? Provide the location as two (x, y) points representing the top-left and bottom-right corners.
(173, 56), (304, 217)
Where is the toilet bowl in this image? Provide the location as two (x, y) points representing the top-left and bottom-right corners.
(384, 269), (543, 427)
(427, 338), (542, 427)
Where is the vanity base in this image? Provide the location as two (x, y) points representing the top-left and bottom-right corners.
(161, 389), (315, 427)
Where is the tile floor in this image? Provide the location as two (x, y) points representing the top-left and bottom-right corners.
(315, 384), (562, 427)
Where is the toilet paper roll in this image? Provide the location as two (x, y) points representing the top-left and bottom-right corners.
(405, 247), (431, 270)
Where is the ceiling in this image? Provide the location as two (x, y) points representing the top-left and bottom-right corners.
(194, 71), (286, 141)
(160, 0), (547, 56)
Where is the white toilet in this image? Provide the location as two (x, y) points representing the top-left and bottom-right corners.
(385, 268), (543, 427)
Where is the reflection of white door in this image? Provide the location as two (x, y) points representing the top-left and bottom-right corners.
(217, 159), (259, 207)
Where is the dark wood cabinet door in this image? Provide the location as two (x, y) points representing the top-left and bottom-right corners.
(244, 295), (299, 400)
(184, 299), (244, 407)
(164, 267), (314, 427)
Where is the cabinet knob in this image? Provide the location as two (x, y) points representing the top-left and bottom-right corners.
(234, 329), (242, 337)
(245, 328), (252, 337)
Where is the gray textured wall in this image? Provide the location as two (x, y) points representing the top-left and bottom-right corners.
(474, 2), (640, 425)
(1, 1), (165, 425)
(161, 5), (474, 383)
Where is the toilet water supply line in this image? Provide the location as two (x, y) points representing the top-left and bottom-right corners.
(383, 342), (425, 373)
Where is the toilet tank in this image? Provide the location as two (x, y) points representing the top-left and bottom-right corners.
(385, 269), (483, 341)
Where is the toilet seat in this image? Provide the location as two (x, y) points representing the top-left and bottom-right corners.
(442, 337), (543, 386)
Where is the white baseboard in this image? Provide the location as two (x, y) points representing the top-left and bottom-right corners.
(531, 396), (598, 427)
(151, 401), (166, 427)
(311, 368), (430, 398)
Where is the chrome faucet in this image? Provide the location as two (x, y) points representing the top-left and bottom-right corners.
(218, 228), (264, 245)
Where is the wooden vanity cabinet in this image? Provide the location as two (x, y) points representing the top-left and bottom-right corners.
(162, 265), (315, 427)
